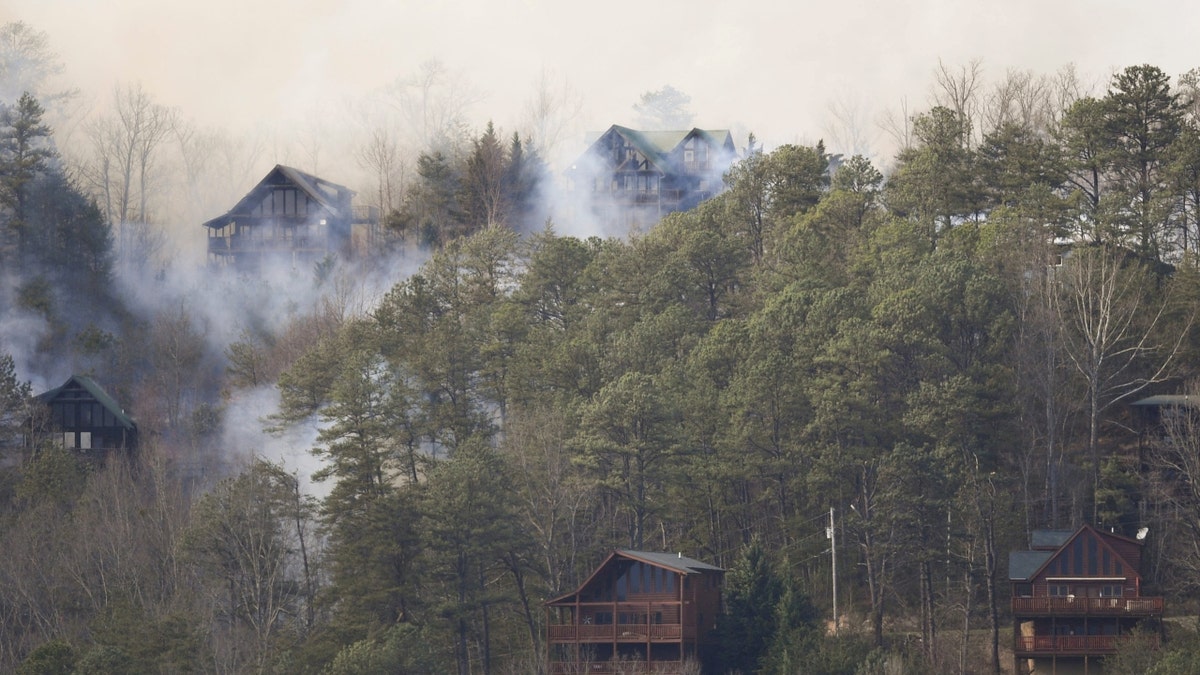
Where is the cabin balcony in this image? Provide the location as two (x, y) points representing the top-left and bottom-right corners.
(547, 601), (694, 644)
(1011, 595), (1163, 617)
(1013, 633), (1159, 656)
(207, 234), (332, 256)
(548, 662), (691, 675)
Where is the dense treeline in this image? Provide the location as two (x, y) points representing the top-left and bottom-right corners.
(8, 50), (1200, 674)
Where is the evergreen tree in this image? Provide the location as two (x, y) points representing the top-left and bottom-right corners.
(0, 92), (53, 268)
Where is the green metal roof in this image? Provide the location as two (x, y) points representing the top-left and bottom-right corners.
(37, 375), (136, 430)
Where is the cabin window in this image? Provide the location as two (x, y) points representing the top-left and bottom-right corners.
(616, 574), (627, 601)
(1100, 585), (1121, 597)
(1014, 583), (1032, 597)
(1073, 538), (1084, 575)
(666, 572), (675, 593)
(625, 175), (635, 191)
(685, 149), (694, 163)
(1049, 585), (1069, 597)
(595, 612), (612, 625)
(1088, 535), (1098, 575)
(79, 432), (91, 450)
(61, 432), (73, 448)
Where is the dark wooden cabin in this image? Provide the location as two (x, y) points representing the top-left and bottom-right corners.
(34, 375), (137, 459)
(203, 165), (380, 272)
(566, 126), (737, 231)
(546, 549), (723, 674)
(1009, 525), (1162, 674)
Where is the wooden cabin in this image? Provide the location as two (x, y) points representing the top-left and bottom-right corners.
(545, 549), (723, 674)
(566, 126), (737, 232)
(1009, 525), (1162, 674)
(203, 165), (380, 273)
(34, 375), (137, 459)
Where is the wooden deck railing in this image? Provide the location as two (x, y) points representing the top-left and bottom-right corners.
(548, 600), (692, 643)
(1012, 596), (1163, 616)
(548, 624), (684, 641)
(1014, 634), (1159, 655)
(548, 661), (690, 674)
(1014, 635), (1119, 654)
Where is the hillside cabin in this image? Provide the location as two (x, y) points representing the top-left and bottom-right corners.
(1009, 525), (1162, 674)
(33, 375), (137, 459)
(566, 126), (737, 232)
(545, 549), (723, 674)
(204, 165), (380, 273)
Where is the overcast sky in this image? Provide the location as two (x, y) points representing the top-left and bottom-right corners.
(5, 0), (1200, 165)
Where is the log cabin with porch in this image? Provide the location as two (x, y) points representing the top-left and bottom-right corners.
(1009, 524), (1162, 674)
(565, 125), (738, 232)
(203, 165), (380, 273)
(545, 549), (723, 674)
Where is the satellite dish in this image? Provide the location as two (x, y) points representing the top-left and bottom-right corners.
(1136, 527), (1149, 540)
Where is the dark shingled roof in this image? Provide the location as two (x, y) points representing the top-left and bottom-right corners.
(1032, 530), (1075, 549)
(617, 550), (724, 574)
(1009, 550), (1054, 581)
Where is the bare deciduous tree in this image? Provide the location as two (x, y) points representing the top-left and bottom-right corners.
(80, 83), (178, 269)
(1055, 245), (1193, 523)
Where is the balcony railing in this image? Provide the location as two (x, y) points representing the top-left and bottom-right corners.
(1014, 634), (1159, 655)
(548, 601), (693, 643)
(549, 662), (690, 675)
(549, 624), (684, 642)
(1012, 596), (1163, 616)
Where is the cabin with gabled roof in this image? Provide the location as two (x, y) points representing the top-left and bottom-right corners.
(33, 375), (137, 459)
(203, 164), (379, 272)
(545, 549), (723, 674)
(1009, 524), (1162, 674)
(566, 125), (738, 231)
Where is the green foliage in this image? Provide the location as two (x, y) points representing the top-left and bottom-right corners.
(16, 639), (75, 675)
(72, 646), (134, 675)
(716, 540), (783, 673)
(322, 623), (445, 674)
(15, 445), (86, 508)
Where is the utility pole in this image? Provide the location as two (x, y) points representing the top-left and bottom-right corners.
(828, 506), (838, 635)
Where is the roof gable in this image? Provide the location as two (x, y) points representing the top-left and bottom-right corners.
(1013, 525), (1142, 583)
(572, 125), (737, 177)
(37, 375), (136, 430)
(204, 165), (354, 228)
(546, 549), (722, 605)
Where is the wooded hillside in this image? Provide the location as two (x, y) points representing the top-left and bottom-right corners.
(5, 24), (1200, 673)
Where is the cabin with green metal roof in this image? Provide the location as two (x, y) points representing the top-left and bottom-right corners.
(34, 375), (137, 458)
(566, 125), (738, 232)
(545, 548), (723, 673)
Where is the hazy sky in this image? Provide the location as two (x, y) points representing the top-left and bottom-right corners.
(5, 0), (1200, 163)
